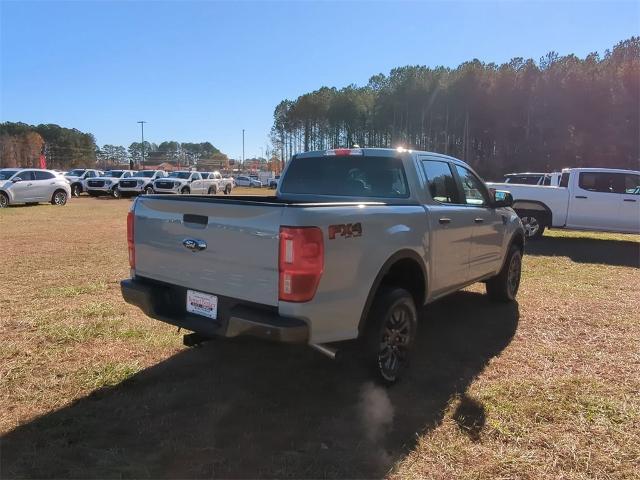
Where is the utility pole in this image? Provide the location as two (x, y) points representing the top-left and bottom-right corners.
(242, 129), (245, 167)
(137, 121), (147, 169)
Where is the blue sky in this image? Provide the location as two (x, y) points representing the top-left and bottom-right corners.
(1, 1), (638, 159)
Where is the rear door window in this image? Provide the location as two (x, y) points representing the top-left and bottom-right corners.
(421, 160), (460, 204)
(280, 155), (409, 198)
(579, 172), (637, 194)
(34, 171), (55, 180)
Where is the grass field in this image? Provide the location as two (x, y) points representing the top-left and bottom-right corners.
(1, 194), (639, 479)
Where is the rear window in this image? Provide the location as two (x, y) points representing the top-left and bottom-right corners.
(280, 156), (409, 198)
(504, 175), (542, 185)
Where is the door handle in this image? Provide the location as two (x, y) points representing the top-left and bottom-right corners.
(624, 198), (637, 202)
(575, 195), (588, 199)
(474, 218), (484, 223)
(439, 218), (452, 224)
(26, 183), (33, 186)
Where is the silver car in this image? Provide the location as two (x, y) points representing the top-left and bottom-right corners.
(0, 168), (72, 208)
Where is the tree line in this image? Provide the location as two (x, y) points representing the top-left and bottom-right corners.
(0, 122), (96, 170)
(0, 121), (225, 170)
(270, 37), (639, 178)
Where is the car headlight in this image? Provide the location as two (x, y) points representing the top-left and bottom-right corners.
(137, 180), (143, 186)
(105, 180), (112, 185)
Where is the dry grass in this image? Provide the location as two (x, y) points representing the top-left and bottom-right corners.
(0, 194), (638, 479)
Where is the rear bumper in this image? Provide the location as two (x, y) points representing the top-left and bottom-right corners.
(121, 277), (308, 343)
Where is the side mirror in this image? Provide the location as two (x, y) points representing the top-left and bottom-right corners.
(492, 190), (513, 208)
(12, 177), (22, 183)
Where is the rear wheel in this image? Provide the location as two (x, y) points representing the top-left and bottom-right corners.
(208, 185), (217, 195)
(519, 214), (545, 240)
(144, 186), (154, 195)
(71, 183), (82, 197)
(486, 245), (522, 302)
(0, 192), (9, 208)
(51, 190), (68, 206)
(111, 186), (121, 199)
(224, 184), (232, 195)
(364, 287), (417, 384)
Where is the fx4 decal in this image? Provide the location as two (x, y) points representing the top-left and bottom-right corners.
(329, 223), (363, 240)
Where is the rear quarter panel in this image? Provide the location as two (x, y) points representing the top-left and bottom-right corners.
(279, 204), (428, 344)
(488, 182), (570, 226)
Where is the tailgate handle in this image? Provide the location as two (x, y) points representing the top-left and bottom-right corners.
(183, 214), (208, 226)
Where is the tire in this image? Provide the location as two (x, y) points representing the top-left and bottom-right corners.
(363, 287), (418, 385)
(208, 186), (217, 195)
(519, 214), (545, 240)
(71, 183), (82, 197)
(51, 189), (68, 206)
(144, 186), (154, 195)
(111, 186), (121, 199)
(486, 245), (523, 302)
(0, 192), (9, 208)
(181, 187), (190, 195)
(224, 185), (232, 195)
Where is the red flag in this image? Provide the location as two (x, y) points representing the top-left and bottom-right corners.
(39, 152), (46, 169)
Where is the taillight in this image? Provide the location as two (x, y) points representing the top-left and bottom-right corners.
(279, 227), (324, 302)
(127, 211), (135, 269)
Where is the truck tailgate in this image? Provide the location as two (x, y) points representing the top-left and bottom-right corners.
(133, 197), (283, 306)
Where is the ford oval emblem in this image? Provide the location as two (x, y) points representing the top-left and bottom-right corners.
(182, 238), (207, 252)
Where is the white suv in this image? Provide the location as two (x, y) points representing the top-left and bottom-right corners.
(118, 170), (167, 196)
(64, 169), (104, 197)
(0, 168), (71, 208)
(86, 170), (136, 198)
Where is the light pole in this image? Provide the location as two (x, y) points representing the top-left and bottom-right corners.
(242, 129), (245, 167)
(137, 121), (147, 169)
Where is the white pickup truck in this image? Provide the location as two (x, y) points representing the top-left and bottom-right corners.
(201, 171), (234, 195)
(488, 168), (640, 239)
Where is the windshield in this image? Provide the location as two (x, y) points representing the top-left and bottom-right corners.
(104, 171), (124, 178)
(168, 172), (191, 179)
(0, 170), (19, 180)
(280, 155), (409, 198)
(134, 171), (156, 178)
(66, 169), (86, 177)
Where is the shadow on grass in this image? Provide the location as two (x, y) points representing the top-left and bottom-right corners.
(1, 291), (518, 479)
(527, 234), (640, 268)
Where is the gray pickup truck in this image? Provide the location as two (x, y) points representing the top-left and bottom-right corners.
(121, 148), (524, 382)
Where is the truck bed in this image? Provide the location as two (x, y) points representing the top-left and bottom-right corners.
(133, 195), (387, 306)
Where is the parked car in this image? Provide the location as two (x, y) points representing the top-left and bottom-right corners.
(152, 171), (207, 194)
(0, 168), (71, 208)
(86, 170), (136, 198)
(121, 147), (524, 383)
(488, 167), (640, 239)
(118, 170), (167, 196)
(64, 169), (104, 197)
(234, 175), (262, 187)
(269, 175), (281, 189)
(201, 171), (234, 195)
(502, 172), (561, 186)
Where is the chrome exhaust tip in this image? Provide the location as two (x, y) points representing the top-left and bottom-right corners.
(310, 343), (339, 360)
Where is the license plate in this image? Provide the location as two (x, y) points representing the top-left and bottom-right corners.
(186, 290), (218, 320)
